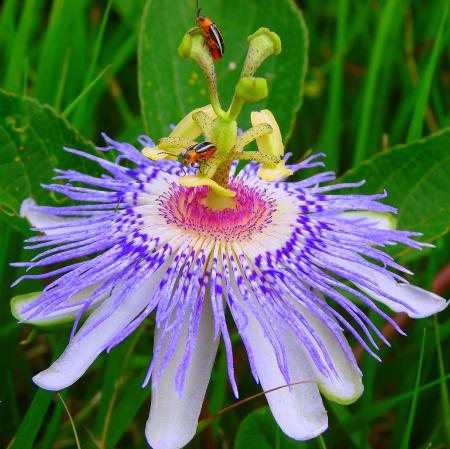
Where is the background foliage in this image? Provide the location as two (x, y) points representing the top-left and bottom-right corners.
(0, 0), (449, 448)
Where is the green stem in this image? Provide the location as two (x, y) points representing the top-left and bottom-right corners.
(187, 34), (226, 118)
(227, 94), (245, 121)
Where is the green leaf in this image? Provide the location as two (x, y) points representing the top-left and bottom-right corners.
(139, 0), (307, 142)
(0, 89), (97, 233)
(234, 407), (308, 449)
(338, 128), (450, 257)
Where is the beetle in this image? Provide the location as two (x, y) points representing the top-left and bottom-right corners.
(194, 1), (225, 60)
(183, 141), (218, 165)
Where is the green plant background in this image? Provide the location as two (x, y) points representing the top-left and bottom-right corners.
(0, 0), (449, 448)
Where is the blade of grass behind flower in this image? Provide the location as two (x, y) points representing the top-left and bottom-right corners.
(73, 0), (113, 129)
(97, 328), (144, 448)
(0, 0), (17, 57)
(318, 435), (328, 449)
(21, 59), (29, 96)
(8, 389), (54, 449)
(399, 328), (426, 449)
(104, 373), (150, 449)
(8, 338), (67, 449)
(318, 0), (349, 172)
(54, 48), (72, 112)
(3, 0), (41, 93)
(406, 0), (449, 142)
(434, 315), (450, 447)
(359, 311), (383, 449)
(327, 370), (450, 447)
(63, 64), (112, 117)
(40, 391), (67, 449)
(353, 0), (405, 164)
(34, 0), (76, 104)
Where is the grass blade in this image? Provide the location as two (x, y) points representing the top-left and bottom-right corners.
(34, 0), (76, 104)
(3, 0), (40, 92)
(400, 328), (427, 449)
(318, 0), (349, 172)
(63, 64), (112, 117)
(0, 0), (17, 52)
(40, 392), (66, 449)
(73, 0), (113, 127)
(9, 388), (54, 449)
(54, 48), (72, 111)
(406, 0), (449, 142)
(434, 315), (450, 447)
(353, 0), (405, 164)
(318, 435), (328, 449)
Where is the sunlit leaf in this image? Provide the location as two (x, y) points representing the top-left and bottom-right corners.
(0, 90), (97, 233)
(338, 128), (450, 257)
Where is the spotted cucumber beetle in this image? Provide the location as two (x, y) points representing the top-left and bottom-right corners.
(183, 141), (218, 165)
(194, 0), (225, 60)
(157, 141), (218, 167)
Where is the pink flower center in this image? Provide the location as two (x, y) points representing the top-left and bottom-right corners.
(159, 182), (277, 241)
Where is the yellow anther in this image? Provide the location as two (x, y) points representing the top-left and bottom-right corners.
(258, 160), (293, 182)
(251, 110), (284, 157)
(142, 146), (177, 161)
(170, 105), (216, 141)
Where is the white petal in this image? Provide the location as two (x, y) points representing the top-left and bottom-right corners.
(20, 198), (74, 235)
(33, 273), (164, 391)
(11, 284), (103, 326)
(239, 310), (328, 441)
(378, 282), (448, 318)
(146, 300), (219, 449)
(294, 301), (363, 404)
(317, 253), (447, 318)
(350, 262), (447, 318)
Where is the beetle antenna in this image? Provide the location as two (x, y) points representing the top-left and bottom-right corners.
(196, 0), (201, 16)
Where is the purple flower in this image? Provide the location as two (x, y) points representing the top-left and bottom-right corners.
(13, 135), (447, 449)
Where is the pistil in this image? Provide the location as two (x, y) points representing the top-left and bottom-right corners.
(145, 26), (287, 203)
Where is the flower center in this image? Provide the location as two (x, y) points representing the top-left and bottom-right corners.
(159, 182), (277, 241)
